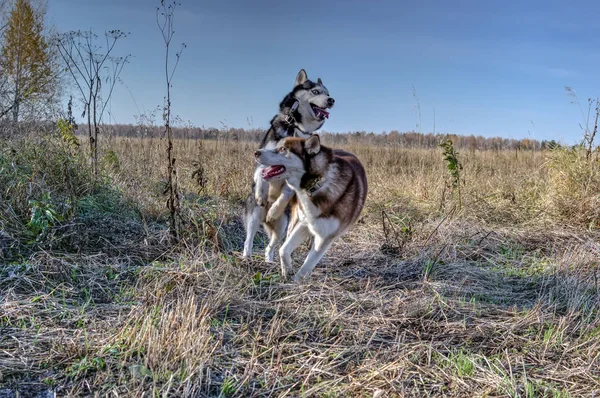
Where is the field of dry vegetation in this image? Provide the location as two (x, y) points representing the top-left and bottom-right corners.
(1, 125), (600, 397)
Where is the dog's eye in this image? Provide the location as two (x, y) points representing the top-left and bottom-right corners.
(278, 147), (287, 154)
(311, 89), (320, 95)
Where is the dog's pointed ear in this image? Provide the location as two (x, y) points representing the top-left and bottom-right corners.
(305, 135), (321, 155)
(317, 78), (323, 85)
(295, 69), (308, 87)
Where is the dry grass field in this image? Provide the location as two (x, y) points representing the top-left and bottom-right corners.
(1, 128), (600, 397)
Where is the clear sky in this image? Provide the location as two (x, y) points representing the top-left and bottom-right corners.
(46, 0), (600, 143)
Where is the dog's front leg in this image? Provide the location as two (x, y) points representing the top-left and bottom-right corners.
(279, 222), (309, 280)
(264, 213), (288, 262)
(254, 167), (268, 207)
(293, 236), (333, 281)
(266, 184), (294, 224)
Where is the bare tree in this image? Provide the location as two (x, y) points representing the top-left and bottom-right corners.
(157, 0), (185, 242)
(56, 29), (129, 174)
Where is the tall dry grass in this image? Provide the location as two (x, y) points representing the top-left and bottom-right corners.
(104, 136), (564, 228)
(2, 131), (600, 397)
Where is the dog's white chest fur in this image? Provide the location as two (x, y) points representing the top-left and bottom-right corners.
(298, 207), (308, 224)
(297, 206), (340, 240)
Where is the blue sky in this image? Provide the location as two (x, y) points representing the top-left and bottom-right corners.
(47, 0), (600, 143)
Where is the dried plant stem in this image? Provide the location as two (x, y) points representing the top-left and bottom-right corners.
(157, 0), (186, 242)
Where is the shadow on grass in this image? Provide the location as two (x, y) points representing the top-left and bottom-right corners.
(331, 228), (600, 317)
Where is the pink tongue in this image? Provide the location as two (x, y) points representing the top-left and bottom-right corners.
(261, 165), (285, 178)
(318, 108), (329, 119)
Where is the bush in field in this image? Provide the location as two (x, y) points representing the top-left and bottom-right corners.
(439, 138), (463, 210)
(546, 92), (600, 229)
(0, 131), (90, 215)
(0, 123), (112, 251)
(546, 147), (600, 229)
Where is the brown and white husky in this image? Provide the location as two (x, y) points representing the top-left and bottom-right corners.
(254, 135), (368, 281)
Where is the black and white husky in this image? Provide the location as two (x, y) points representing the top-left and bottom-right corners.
(242, 69), (335, 261)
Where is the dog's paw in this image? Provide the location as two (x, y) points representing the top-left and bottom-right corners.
(292, 272), (309, 282)
(265, 209), (278, 224)
(281, 267), (293, 281)
(264, 246), (275, 263)
(255, 196), (266, 207)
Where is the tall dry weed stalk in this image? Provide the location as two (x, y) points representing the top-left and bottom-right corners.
(565, 87), (599, 160)
(589, 99), (599, 160)
(157, 0), (186, 242)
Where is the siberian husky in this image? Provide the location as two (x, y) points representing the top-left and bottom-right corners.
(254, 135), (368, 281)
(242, 70), (335, 261)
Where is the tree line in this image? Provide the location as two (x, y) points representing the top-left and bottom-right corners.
(83, 123), (562, 151)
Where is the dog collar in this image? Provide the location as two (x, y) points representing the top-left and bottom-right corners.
(284, 100), (299, 125)
(305, 176), (324, 197)
(284, 100), (310, 136)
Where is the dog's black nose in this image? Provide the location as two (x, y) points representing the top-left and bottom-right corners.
(327, 98), (335, 106)
(254, 151), (260, 158)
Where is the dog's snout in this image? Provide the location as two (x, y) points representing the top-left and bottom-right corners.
(327, 98), (335, 106)
(254, 151), (261, 158)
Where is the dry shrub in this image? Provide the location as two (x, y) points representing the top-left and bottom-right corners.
(546, 148), (600, 229)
